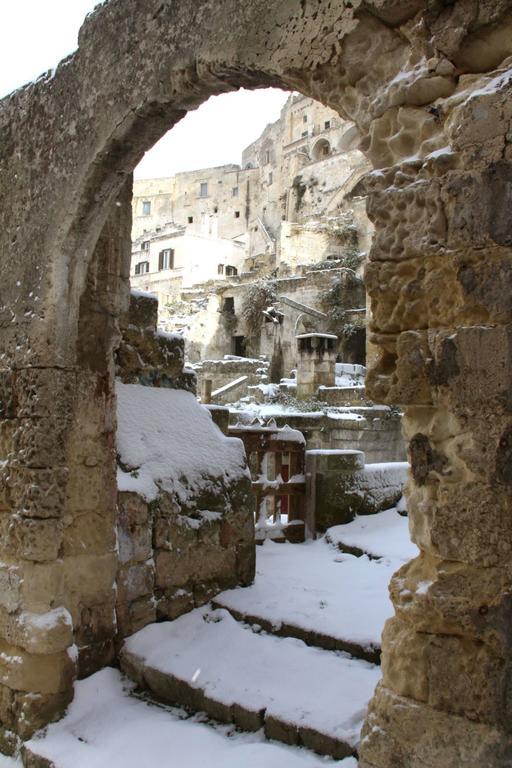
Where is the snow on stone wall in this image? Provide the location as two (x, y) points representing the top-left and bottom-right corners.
(116, 382), (249, 503)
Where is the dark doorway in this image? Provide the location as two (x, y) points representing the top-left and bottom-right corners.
(232, 335), (247, 357)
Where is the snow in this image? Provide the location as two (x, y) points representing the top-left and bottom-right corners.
(0, 757), (19, 768)
(20, 607), (72, 631)
(25, 668), (356, 768)
(123, 607), (380, 749)
(326, 507), (418, 562)
(269, 425), (305, 444)
(156, 329), (183, 342)
(296, 332), (338, 340)
(130, 288), (157, 299)
(425, 146), (454, 160)
(216, 537), (399, 652)
(212, 376), (249, 397)
(336, 364), (365, 377)
(116, 383), (248, 502)
(464, 66), (512, 100)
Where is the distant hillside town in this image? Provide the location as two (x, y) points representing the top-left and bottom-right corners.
(130, 93), (373, 374)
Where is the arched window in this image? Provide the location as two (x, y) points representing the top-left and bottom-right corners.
(225, 265), (238, 277)
(218, 264), (224, 275)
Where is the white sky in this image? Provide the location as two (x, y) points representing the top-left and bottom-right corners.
(0, 1), (289, 179)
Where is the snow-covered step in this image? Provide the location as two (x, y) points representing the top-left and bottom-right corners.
(23, 668), (358, 768)
(120, 607), (380, 760)
(214, 539), (397, 663)
(325, 507), (418, 562)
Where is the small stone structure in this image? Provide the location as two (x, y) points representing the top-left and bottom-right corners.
(296, 333), (337, 399)
(193, 357), (269, 404)
(306, 450), (408, 531)
(115, 292), (255, 643)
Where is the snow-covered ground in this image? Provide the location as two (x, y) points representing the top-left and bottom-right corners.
(25, 669), (357, 768)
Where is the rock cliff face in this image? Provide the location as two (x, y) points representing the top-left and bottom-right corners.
(1, 0), (512, 764)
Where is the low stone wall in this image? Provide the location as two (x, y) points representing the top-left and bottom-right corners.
(230, 406), (405, 464)
(116, 486), (255, 641)
(318, 385), (367, 405)
(114, 291), (256, 642)
(194, 357), (269, 403)
(306, 450), (408, 530)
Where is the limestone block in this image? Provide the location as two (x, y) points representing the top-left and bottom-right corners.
(156, 587), (194, 621)
(367, 179), (446, 262)
(307, 449), (406, 529)
(75, 602), (117, 647)
(76, 640), (115, 679)
(62, 510), (116, 557)
(391, 552), (512, 653)
(427, 325), (512, 411)
(359, 684), (512, 768)
(0, 639), (74, 694)
(0, 371), (16, 420)
(19, 561), (64, 614)
(0, 608), (73, 655)
(14, 688), (73, 739)
(1, 466), (68, 519)
(382, 615), (510, 726)
(407, 477), (512, 566)
(118, 519), (152, 564)
(115, 596), (156, 639)
(12, 369), (76, 421)
(9, 418), (68, 468)
(66, 463), (117, 516)
(0, 563), (22, 614)
(442, 168), (512, 251)
(367, 334), (431, 408)
(123, 291), (158, 331)
(63, 554), (117, 608)
(0, 516), (63, 563)
(116, 562), (154, 604)
(118, 492), (150, 526)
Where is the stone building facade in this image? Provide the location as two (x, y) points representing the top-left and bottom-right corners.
(130, 94), (371, 307)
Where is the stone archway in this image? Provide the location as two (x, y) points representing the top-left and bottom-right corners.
(1, 1), (512, 765)
(311, 136), (332, 161)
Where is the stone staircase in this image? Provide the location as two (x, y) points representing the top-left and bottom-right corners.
(119, 564), (382, 762)
(23, 508), (413, 766)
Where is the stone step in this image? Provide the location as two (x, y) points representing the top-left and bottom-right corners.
(325, 508), (418, 563)
(213, 539), (397, 665)
(120, 606), (381, 760)
(21, 668), (359, 768)
(211, 599), (380, 664)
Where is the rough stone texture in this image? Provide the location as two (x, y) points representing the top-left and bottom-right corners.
(306, 449), (407, 530)
(117, 291), (196, 392)
(1, 0), (512, 763)
(113, 296), (255, 642)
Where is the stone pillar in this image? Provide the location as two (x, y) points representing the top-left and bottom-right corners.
(296, 333), (337, 400)
(202, 379), (213, 404)
(305, 449), (365, 532)
(359, 54), (512, 768)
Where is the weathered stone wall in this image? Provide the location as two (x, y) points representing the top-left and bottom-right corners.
(193, 357), (269, 401)
(114, 291), (255, 641)
(231, 407), (406, 465)
(306, 449), (407, 530)
(2, 0), (512, 764)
